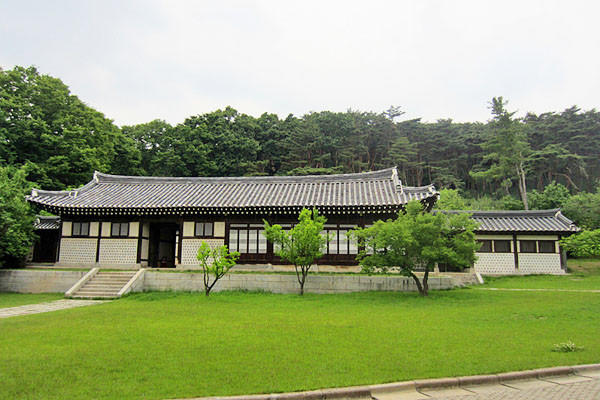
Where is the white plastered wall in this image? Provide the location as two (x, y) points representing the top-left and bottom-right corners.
(59, 220), (97, 264)
(516, 234), (562, 274)
(97, 221), (139, 265)
(473, 234), (516, 274)
(180, 220), (226, 268)
(180, 239), (225, 267)
(59, 238), (97, 264)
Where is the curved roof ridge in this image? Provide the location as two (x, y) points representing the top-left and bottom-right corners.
(94, 167), (397, 185)
(443, 208), (561, 216)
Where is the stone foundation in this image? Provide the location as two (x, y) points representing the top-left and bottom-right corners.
(0, 270), (87, 293)
(1, 269), (462, 294)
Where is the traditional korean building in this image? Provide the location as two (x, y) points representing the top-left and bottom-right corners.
(26, 168), (438, 268)
(442, 209), (579, 274)
(26, 168), (580, 274)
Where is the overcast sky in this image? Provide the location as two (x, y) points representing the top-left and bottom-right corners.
(1, 1), (599, 126)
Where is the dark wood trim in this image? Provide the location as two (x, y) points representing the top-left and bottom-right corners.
(512, 234), (518, 270)
(96, 221), (102, 263)
(177, 219), (183, 265)
(56, 221), (62, 262)
(136, 221), (143, 264)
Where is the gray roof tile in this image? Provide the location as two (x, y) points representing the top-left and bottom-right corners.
(27, 168), (438, 215)
(34, 216), (60, 230)
(441, 209), (579, 233)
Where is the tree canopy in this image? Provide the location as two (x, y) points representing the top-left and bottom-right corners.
(263, 208), (329, 295)
(3, 65), (600, 217)
(351, 201), (480, 296)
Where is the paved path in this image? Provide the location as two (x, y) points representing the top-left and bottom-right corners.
(376, 370), (600, 400)
(477, 287), (600, 293)
(0, 299), (108, 318)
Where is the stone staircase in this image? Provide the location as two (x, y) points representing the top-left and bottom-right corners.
(68, 270), (139, 299)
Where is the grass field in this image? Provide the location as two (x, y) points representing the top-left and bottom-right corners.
(1, 285), (599, 400)
(0, 292), (63, 308)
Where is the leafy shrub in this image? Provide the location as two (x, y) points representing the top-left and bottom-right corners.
(552, 340), (584, 352)
(560, 230), (600, 258)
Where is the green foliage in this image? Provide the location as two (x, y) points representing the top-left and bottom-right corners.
(0, 166), (36, 267)
(434, 189), (468, 210)
(351, 201), (479, 296)
(4, 65), (600, 210)
(499, 195), (524, 210)
(560, 230), (600, 258)
(0, 66), (141, 189)
(263, 208), (329, 294)
(196, 242), (240, 296)
(470, 97), (531, 208)
(529, 181), (571, 210)
(562, 191), (600, 229)
(552, 340), (584, 353)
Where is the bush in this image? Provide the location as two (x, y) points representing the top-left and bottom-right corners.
(562, 191), (600, 229)
(552, 340), (584, 353)
(560, 230), (600, 258)
(0, 167), (36, 267)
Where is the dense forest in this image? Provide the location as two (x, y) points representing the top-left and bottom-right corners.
(1, 65), (600, 228)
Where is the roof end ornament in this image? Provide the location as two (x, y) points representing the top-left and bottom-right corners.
(31, 189), (38, 197)
(93, 171), (100, 183)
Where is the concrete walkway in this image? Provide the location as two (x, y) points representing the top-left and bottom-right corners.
(477, 287), (600, 293)
(375, 371), (600, 400)
(0, 299), (108, 318)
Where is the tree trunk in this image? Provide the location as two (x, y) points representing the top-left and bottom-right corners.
(295, 265), (310, 295)
(409, 272), (426, 296)
(517, 162), (528, 210)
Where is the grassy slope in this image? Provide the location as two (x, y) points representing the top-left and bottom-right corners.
(0, 293), (63, 308)
(483, 258), (600, 290)
(1, 288), (599, 400)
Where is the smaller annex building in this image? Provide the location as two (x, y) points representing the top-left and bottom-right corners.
(448, 209), (579, 275)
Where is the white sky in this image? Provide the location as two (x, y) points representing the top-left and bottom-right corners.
(1, 0), (599, 126)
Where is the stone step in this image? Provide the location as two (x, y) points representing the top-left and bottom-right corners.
(81, 284), (125, 290)
(75, 290), (120, 296)
(71, 294), (118, 299)
(88, 278), (132, 283)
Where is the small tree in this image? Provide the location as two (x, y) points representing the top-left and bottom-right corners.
(351, 201), (479, 296)
(196, 242), (240, 296)
(263, 208), (329, 295)
(0, 166), (36, 267)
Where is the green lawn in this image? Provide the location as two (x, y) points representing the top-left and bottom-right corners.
(483, 258), (600, 290)
(0, 293), (63, 308)
(1, 288), (599, 400)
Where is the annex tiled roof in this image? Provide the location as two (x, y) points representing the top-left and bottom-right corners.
(27, 168), (438, 216)
(33, 216), (60, 230)
(443, 209), (579, 233)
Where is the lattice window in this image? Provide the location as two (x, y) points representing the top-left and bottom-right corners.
(229, 224), (267, 254)
(72, 222), (90, 237)
(195, 222), (214, 238)
(111, 222), (129, 237)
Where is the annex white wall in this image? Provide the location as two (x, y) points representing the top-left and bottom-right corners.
(473, 253), (515, 274)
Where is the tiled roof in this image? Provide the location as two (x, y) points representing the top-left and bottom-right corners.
(27, 168), (438, 216)
(34, 216), (60, 230)
(442, 209), (579, 233)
